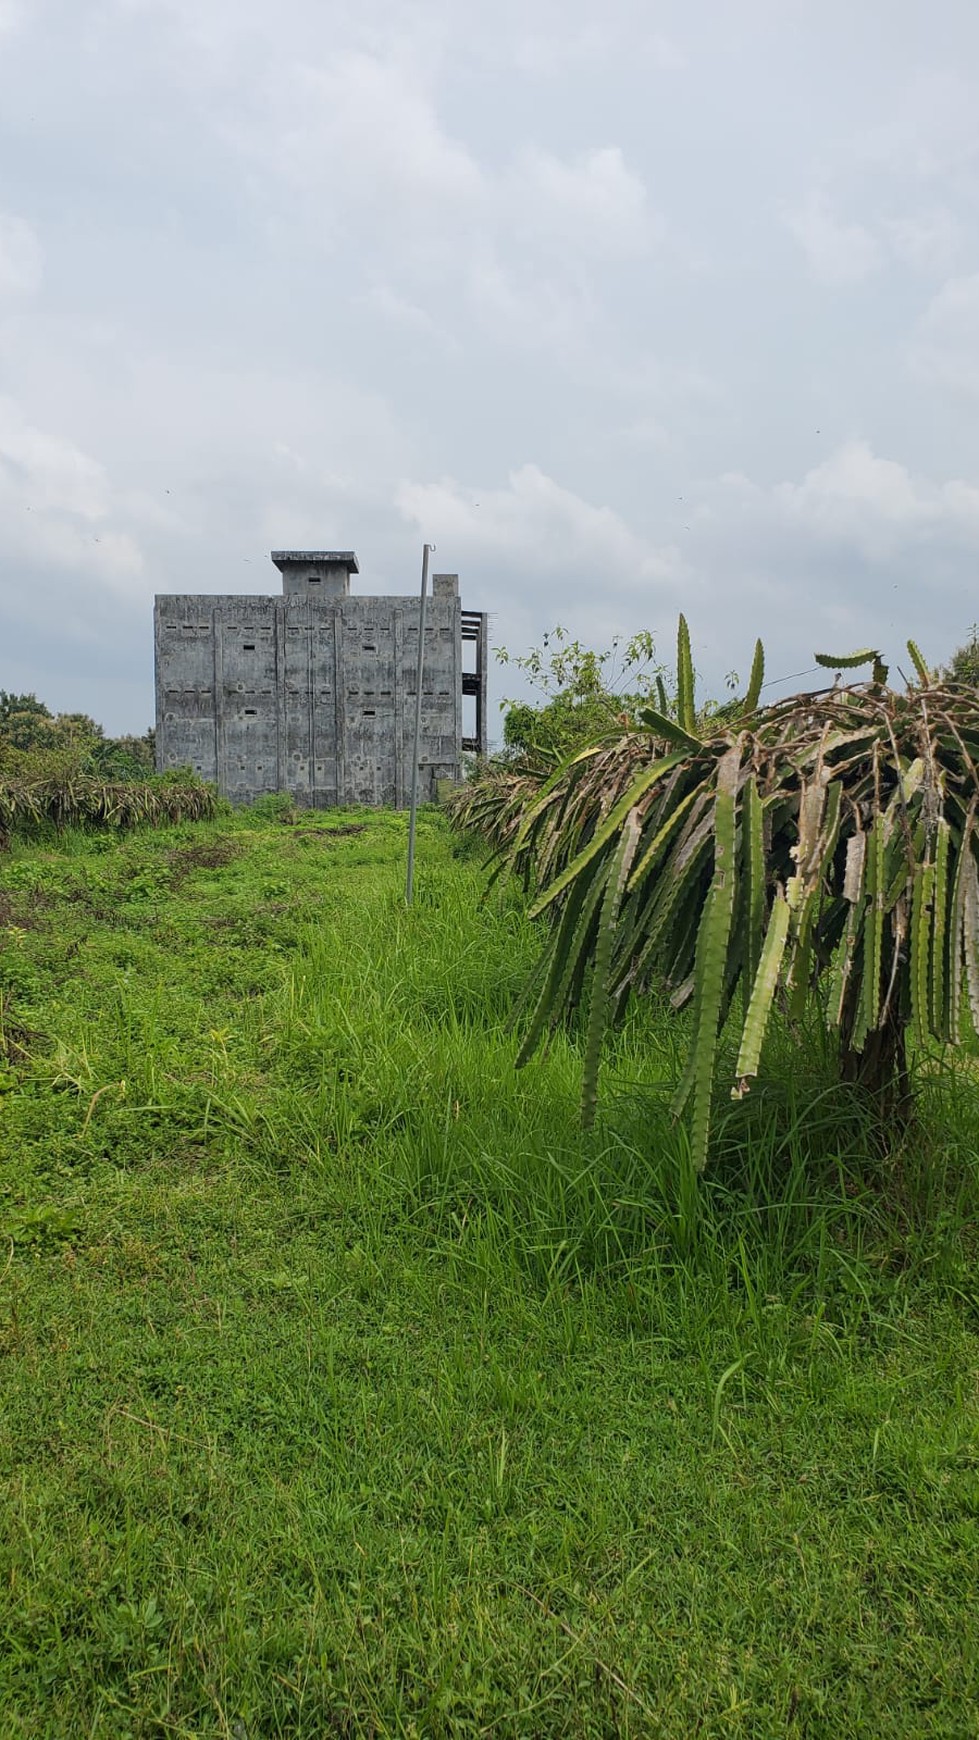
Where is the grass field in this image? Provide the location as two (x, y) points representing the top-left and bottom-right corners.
(0, 806), (977, 1737)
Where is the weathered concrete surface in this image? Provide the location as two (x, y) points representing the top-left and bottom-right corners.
(154, 551), (487, 807)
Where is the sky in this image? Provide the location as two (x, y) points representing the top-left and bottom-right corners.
(2, 0), (979, 737)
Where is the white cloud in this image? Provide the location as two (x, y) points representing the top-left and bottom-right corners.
(466, 245), (595, 355)
(394, 461), (689, 720)
(911, 272), (979, 397)
(776, 443), (925, 538)
(0, 396), (145, 588)
(396, 462), (681, 582)
(275, 52), (483, 216)
(464, 142), (656, 352)
(0, 396), (109, 520)
(512, 22), (611, 76)
(509, 144), (654, 257)
(364, 282), (457, 348)
(716, 439), (979, 563)
(884, 208), (962, 274)
(0, 0), (24, 38)
(844, 70), (979, 189)
(783, 191), (882, 286)
(643, 33), (686, 72)
(512, 17), (684, 76)
(219, 43), (655, 353)
(785, 191), (965, 289)
(0, 212), (41, 296)
(612, 415), (673, 451)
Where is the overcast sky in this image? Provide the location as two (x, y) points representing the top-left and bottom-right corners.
(2, 0), (979, 735)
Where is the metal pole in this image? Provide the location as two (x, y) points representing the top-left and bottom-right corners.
(406, 542), (433, 905)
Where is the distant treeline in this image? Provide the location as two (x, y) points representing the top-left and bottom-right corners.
(0, 691), (155, 782)
(0, 691), (217, 843)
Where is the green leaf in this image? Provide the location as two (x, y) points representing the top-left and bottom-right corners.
(827, 900), (864, 1029)
(741, 776), (766, 1006)
(627, 783), (702, 892)
(786, 887), (818, 1023)
(946, 809), (974, 1043)
(860, 824), (885, 1046)
(527, 748), (689, 919)
(930, 819), (950, 1036)
(515, 857), (604, 1065)
(683, 741), (741, 1171)
(633, 795), (715, 963)
(509, 748), (603, 857)
(734, 893), (790, 1088)
(814, 649), (882, 671)
(962, 853), (979, 1040)
(676, 615), (696, 737)
(581, 806), (642, 1128)
(910, 861), (935, 1048)
(742, 639), (765, 715)
(906, 639), (931, 687)
(842, 829), (867, 904)
(637, 706), (703, 750)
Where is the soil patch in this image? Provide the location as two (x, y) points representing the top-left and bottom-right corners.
(293, 825), (368, 842)
(168, 838), (241, 883)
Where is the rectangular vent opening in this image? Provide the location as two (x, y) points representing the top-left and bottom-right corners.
(243, 643), (256, 650)
(243, 708), (257, 717)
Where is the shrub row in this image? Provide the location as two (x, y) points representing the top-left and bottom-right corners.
(0, 772), (218, 842)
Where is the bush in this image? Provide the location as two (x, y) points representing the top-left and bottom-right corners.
(0, 692), (155, 781)
(452, 621), (979, 1169)
(496, 627), (662, 767)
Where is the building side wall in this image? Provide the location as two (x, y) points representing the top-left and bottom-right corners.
(155, 591), (464, 806)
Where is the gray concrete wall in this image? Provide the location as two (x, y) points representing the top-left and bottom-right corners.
(155, 564), (486, 807)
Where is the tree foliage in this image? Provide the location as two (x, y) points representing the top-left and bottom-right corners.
(496, 627), (662, 765)
(943, 627), (979, 688)
(0, 691), (54, 750)
(0, 691), (156, 781)
(449, 620), (979, 1167)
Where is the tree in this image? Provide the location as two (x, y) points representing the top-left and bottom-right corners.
(86, 729), (156, 780)
(0, 691), (53, 750)
(944, 627), (979, 687)
(496, 627), (662, 765)
(0, 693), (155, 780)
(451, 622), (979, 1167)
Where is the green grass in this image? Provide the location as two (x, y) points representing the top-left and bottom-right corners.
(0, 808), (977, 1737)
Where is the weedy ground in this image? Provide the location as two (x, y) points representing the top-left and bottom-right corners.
(0, 808), (977, 1738)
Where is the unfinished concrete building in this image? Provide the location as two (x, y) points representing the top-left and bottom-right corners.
(154, 550), (488, 806)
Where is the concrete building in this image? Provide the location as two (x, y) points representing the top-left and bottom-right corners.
(154, 550), (488, 806)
